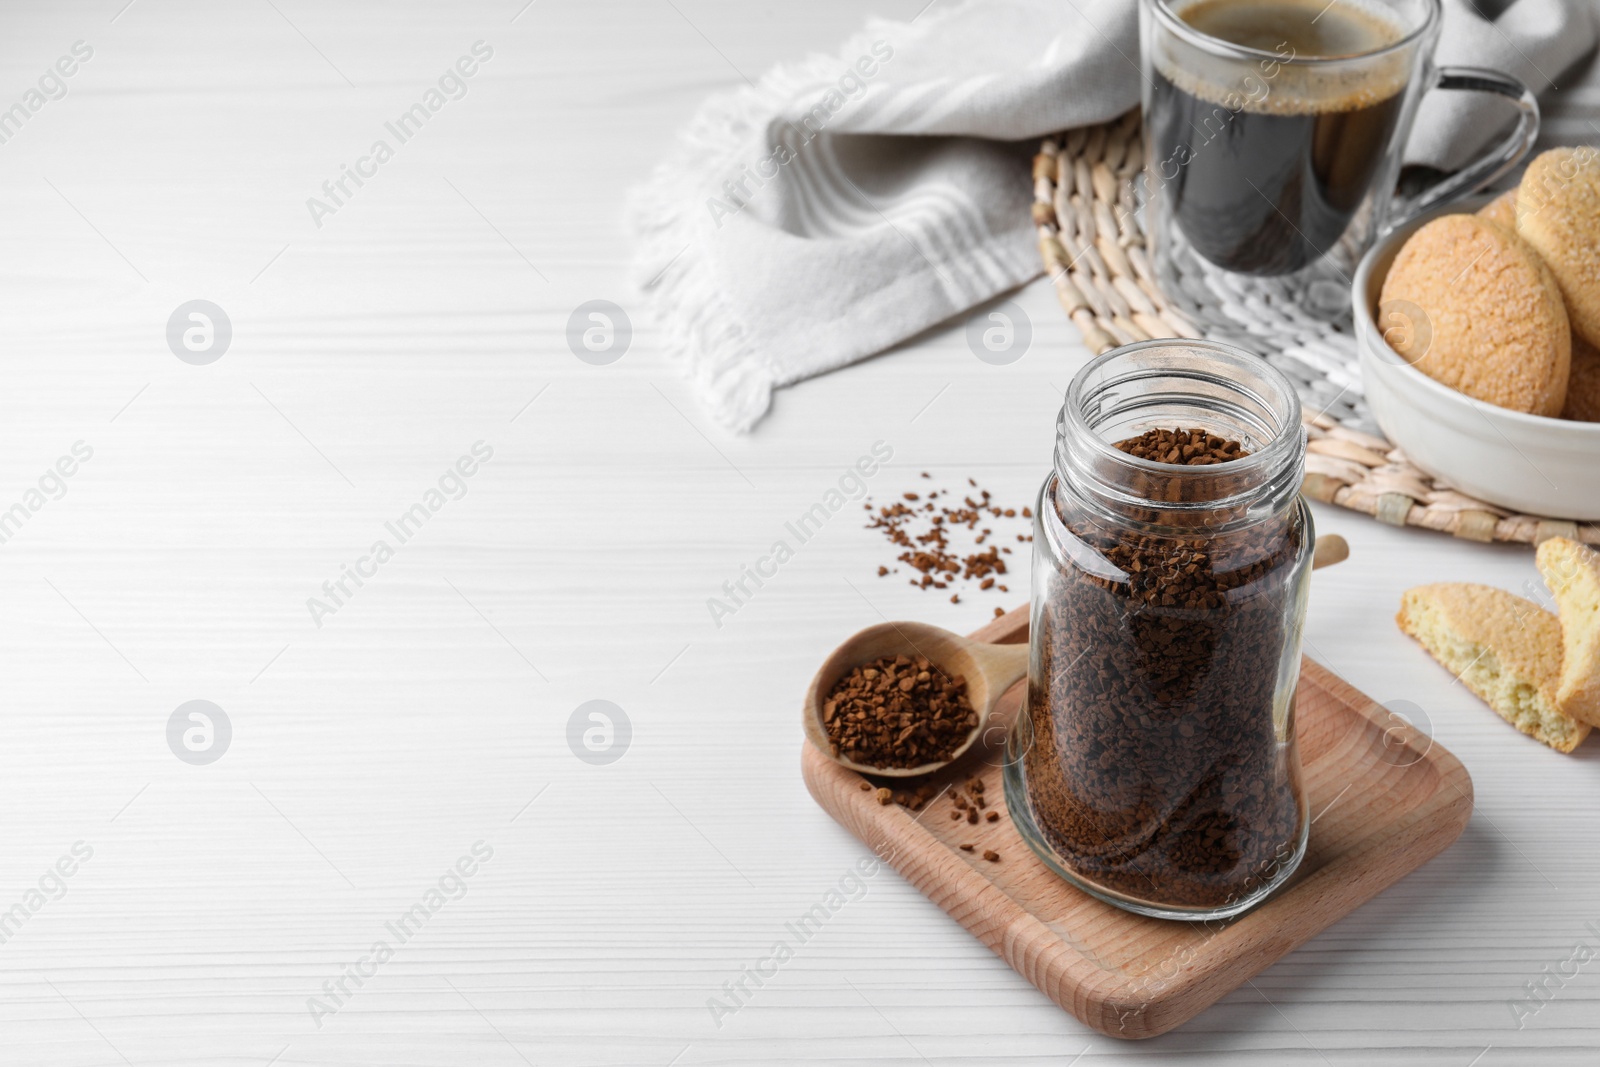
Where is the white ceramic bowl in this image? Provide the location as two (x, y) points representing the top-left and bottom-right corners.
(1353, 197), (1600, 520)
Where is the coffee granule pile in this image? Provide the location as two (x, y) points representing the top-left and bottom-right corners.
(824, 655), (978, 769)
(1021, 427), (1306, 910)
(1116, 427), (1246, 465)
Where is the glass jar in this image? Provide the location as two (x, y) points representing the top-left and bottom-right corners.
(1004, 339), (1312, 921)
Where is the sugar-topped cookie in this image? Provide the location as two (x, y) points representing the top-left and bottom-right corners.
(1380, 213), (1570, 416)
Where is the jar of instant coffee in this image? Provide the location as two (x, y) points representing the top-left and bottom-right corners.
(1005, 339), (1312, 920)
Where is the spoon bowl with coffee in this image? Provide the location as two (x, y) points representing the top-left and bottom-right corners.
(801, 620), (1029, 778)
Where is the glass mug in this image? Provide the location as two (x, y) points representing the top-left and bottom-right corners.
(1139, 0), (1539, 325)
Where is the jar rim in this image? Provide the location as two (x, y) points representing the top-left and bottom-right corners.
(1059, 338), (1305, 516)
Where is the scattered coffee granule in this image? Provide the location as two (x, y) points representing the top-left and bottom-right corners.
(986, 811), (1000, 823)
(876, 783), (938, 812)
(866, 475), (1034, 596)
(982, 850), (1000, 863)
(824, 655), (979, 769)
(960, 843), (975, 852)
(1019, 428), (1306, 910)
(906, 784), (936, 811)
(875, 788), (893, 806)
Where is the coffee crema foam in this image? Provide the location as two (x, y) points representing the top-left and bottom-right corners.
(1155, 0), (1413, 116)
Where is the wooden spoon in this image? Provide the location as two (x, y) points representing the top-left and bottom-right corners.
(802, 619), (1027, 778)
(803, 533), (1350, 778)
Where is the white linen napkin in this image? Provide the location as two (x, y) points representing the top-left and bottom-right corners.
(630, 0), (1596, 432)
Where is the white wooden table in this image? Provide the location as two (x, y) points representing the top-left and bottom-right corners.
(2, 1), (1598, 1063)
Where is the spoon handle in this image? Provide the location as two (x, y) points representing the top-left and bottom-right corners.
(1313, 533), (1349, 571)
(966, 640), (1030, 698)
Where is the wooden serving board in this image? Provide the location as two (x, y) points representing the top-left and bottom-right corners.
(801, 605), (1473, 1040)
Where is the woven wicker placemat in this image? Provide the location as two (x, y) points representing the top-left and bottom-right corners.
(1032, 111), (1598, 547)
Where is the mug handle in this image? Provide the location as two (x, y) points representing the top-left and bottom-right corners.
(1396, 66), (1540, 222)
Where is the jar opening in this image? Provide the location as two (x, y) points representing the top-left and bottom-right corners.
(1057, 339), (1305, 522)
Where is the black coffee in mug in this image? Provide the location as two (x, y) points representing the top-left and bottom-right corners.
(1149, 0), (1409, 275)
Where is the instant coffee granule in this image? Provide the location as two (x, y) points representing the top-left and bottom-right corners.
(823, 655), (978, 769)
(866, 782), (940, 813)
(1117, 427), (1244, 465)
(1021, 428), (1306, 909)
(865, 474), (1032, 596)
